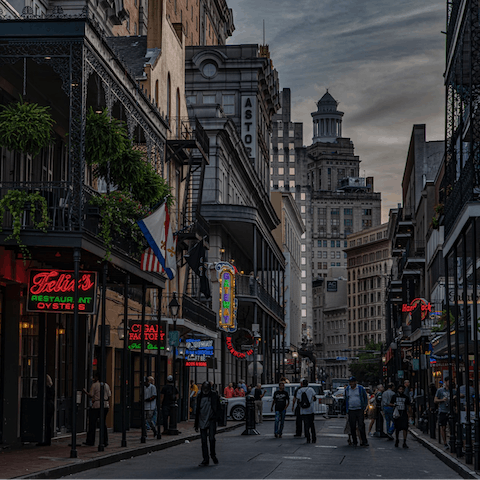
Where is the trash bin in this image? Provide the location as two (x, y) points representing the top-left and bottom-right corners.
(218, 398), (228, 427)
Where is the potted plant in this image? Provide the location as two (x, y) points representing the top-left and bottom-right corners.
(0, 190), (49, 259)
(0, 96), (55, 157)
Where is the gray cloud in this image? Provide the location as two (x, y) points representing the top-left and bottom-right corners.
(227, 0), (445, 219)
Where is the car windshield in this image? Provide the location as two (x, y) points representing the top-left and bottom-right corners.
(310, 385), (322, 395)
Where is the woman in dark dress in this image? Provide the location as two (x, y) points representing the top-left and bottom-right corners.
(390, 383), (411, 449)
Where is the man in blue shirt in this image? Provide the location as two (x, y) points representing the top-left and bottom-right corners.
(345, 376), (369, 446)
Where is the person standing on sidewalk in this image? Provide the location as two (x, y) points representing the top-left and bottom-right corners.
(345, 376), (369, 447)
(271, 381), (289, 438)
(390, 383), (411, 449)
(382, 383), (396, 439)
(434, 377), (451, 448)
(144, 376), (157, 437)
(296, 378), (316, 443)
(82, 372), (111, 447)
(253, 383), (265, 424)
(190, 380), (199, 417)
(195, 382), (220, 466)
(160, 375), (178, 434)
(292, 386), (303, 437)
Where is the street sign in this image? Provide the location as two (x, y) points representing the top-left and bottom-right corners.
(168, 330), (180, 347)
(397, 370), (404, 379)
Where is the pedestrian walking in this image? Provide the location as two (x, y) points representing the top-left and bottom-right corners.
(382, 382), (396, 439)
(390, 383), (411, 448)
(434, 377), (451, 448)
(190, 380), (199, 416)
(144, 376), (157, 437)
(374, 384), (385, 436)
(82, 372), (111, 447)
(37, 374), (55, 446)
(195, 382), (220, 466)
(366, 388), (377, 435)
(296, 378), (316, 443)
(345, 376), (369, 447)
(271, 381), (289, 438)
(253, 383), (265, 423)
(292, 385), (303, 437)
(160, 375), (179, 434)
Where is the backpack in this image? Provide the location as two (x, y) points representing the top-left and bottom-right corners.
(299, 390), (311, 409)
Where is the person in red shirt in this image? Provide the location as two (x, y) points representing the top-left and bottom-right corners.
(223, 383), (235, 398)
(234, 384), (245, 397)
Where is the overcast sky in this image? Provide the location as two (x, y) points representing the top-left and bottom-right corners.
(227, 0), (446, 221)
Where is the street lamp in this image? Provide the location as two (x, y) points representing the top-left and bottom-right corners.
(292, 351), (299, 382)
(168, 293), (180, 434)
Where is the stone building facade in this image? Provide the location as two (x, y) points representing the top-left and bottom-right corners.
(346, 223), (392, 349)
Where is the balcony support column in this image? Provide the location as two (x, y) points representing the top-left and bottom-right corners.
(253, 225), (258, 278)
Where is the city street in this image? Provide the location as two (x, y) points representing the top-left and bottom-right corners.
(66, 417), (460, 479)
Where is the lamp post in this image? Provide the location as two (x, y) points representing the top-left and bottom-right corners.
(168, 293), (180, 434)
(117, 316), (129, 447)
(292, 351), (298, 382)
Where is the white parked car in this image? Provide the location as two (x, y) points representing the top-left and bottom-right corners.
(225, 383), (327, 421)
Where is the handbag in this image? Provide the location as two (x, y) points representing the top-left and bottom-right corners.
(393, 406), (400, 419)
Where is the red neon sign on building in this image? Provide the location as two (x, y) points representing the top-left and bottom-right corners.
(27, 270), (97, 314)
(128, 322), (165, 351)
(402, 298), (432, 321)
(226, 336), (253, 359)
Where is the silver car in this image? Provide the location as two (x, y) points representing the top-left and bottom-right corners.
(226, 383), (327, 421)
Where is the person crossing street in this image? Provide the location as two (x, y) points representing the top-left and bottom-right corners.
(345, 376), (369, 447)
(271, 381), (289, 438)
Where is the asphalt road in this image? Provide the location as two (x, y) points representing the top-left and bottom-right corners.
(65, 417), (461, 479)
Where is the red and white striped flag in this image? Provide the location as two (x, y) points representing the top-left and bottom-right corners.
(141, 247), (164, 273)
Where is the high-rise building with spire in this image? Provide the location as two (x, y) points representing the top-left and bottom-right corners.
(270, 89), (382, 376)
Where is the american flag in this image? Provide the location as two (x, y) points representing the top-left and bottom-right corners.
(141, 248), (164, 273)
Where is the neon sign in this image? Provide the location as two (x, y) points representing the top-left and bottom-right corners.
(226, 336), (253, 359)
(402, 298), (431, 324)
(128, 322), (165, 351)
(216, 262), (238, 332)
(186, 361), (208, 367)
(27, 270), (97, 314)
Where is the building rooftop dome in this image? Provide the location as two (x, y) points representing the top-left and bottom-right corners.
(317, 91), (337, 106)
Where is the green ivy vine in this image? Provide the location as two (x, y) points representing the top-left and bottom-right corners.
(0, 96), (55, 157)
(0, 190), (50, 259)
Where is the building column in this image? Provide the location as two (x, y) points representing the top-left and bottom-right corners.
(261, 311), (266, 384)
(253, 224), (258, 278)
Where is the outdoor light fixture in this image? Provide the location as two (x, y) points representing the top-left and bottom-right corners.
(117, 322), (128, 340)
(169, 292), (180, 318)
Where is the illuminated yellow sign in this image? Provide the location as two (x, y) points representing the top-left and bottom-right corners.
(216, 262), (238, 333)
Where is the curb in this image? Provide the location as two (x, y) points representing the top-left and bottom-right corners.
(409, 428), (480, 479)
(15, 423), (243, 480)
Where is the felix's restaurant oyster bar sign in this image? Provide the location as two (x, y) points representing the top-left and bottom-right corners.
(27, 269), (97, 314)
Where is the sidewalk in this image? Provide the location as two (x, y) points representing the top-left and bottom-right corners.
(409, 425), (480, 479)
(0, 421), (242, 479)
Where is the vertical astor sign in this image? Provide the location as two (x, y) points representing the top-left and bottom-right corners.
(216, 262), (238, 333)
(241, 96), (257, 162)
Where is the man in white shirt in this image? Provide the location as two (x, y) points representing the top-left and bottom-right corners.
(144, 376), (158, 437)
(296, 378), (317, 443)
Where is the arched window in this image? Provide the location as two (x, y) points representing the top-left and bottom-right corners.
(155, 80), (159, 107)
(167, 73), (171, 123)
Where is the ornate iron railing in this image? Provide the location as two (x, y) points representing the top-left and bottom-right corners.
(0, 181), (145, 260)
(235, 274), (284, 321)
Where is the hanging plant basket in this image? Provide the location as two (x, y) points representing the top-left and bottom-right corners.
(0, 190), (50, 259)
(0, 96), (55, 157)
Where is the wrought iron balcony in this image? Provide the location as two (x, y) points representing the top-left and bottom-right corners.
(160, 292), (216, 332)
(0, 181), (146, 260)
(235, 274), (284, 322)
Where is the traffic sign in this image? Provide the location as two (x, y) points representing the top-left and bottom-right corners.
(168, 330), (180, 347)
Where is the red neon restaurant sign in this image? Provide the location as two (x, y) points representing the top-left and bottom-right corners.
(128, 322), (165, 351)
(226, 336), (253, 359)
(27, 269), (97, 314)
(402, 298), (432, 321)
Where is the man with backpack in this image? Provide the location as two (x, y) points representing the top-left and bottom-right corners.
(296, 378), (317, 443)
(345, 376), (369, 446)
